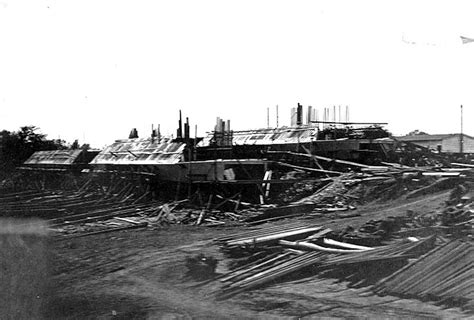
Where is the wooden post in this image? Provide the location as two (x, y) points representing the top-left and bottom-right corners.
(261, 170), (272, 200)
(197, 194), (213, 225)
(234, 193), (242, 212)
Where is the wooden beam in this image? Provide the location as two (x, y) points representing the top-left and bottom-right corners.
(275, 161), (342, 175)
(279, 240), (370, 253)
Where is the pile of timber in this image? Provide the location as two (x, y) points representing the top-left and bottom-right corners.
(244, 173), (365, 223)
(50, 198), (246, 237)
(2, 157), (472, 236)
(373, 240), (474, 311)
(387, 182), (473, 239)
(334, 216), (408, 246)
(216, 222), (330, 257)
(247, 158), (474, 224)
(0, 185), (248, 238)
(213, 222), (438, 299)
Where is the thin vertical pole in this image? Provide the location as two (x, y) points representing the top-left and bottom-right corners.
(460, 105), (464, 153)
(338, 105), (341, 125)
(276, 105), (279, 127)
(267, 107), (270, 128)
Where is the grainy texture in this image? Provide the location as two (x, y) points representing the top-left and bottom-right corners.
(0, 220), (49, 319)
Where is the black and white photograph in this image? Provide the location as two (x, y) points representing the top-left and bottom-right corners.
(0, 0), (473, 318)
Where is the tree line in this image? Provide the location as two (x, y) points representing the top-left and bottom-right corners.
(0, 126), (87, 176)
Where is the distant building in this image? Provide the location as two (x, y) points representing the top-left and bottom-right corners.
(396, 133), (474, 154)
(22, 149), (100, 172)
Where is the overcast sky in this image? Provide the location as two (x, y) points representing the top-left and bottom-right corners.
(1, 0), (473, 147)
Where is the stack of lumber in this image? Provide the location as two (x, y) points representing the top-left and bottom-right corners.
(215, 222), (329, 256)
(246, 161), (472, 224)
(215, 229), (437, 298)
(373, 240), (474, 311)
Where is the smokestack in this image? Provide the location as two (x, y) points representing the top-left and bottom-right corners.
(346, 105), (349, 122)
(322, 108), (325, 128)
(338, 105), (341, 124)
(327, 108), (330, 128)
(184, 117), (190, 140)
(215, 117), (222, 132)
(333, 106), (336, 122)
(129, 128), (138, 139)
(194, 124), (198, 158)
(307, 106), (313, 125)
(297, 103), (303, 126)
(226, 119), (231, 132)
(267, 107), (270, 128)
(177, 110), (183, 139)
(291, 108), (297, 126)
(157, 124), (161, 140)
(323, 108), (328, 128)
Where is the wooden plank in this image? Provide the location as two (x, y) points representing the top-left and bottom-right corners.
(279, 240), (369, 253)
(275, 161), (342, 175)
(451, 162), (474, 168)
(267, 150), (375, 168)
(113, 217), (142, 225)
(226, 226), (322, 246)
(323, 238), (375, 251)
(191, 178), (334, 184)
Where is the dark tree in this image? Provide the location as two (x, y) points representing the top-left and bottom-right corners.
(407, 130), (429, 136)
(70, 139), (80, 149)
(80, 143), (90, 150)
(0, 126), (67, 175)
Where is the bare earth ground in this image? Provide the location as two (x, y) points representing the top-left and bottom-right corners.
(47, 190), (472, 319)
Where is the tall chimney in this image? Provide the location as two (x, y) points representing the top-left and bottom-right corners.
(177, 110), (183, 139)
(290, 108), (297, 126)
(184, 117), (190, 140)
(297, 103), (303, 126)
(129, 128), (138, 139)
(338, 105), (341, 124)
(307, 106), (313, 125)
(267, 107), (270, 128)
(323, 108), (328, 128)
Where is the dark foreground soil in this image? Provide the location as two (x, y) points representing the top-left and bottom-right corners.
(47, 190), (471, 319)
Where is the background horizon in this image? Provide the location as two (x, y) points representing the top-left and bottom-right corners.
(1, 0), (473, 148)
